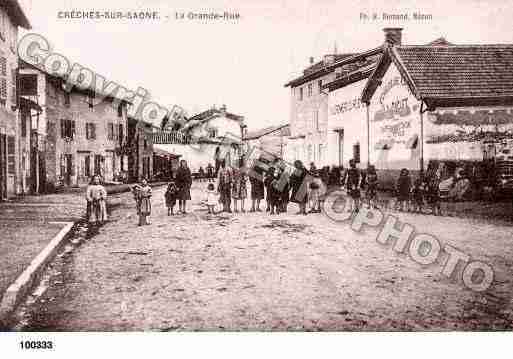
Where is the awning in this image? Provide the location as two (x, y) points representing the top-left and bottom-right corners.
(153, 144), (181, 158)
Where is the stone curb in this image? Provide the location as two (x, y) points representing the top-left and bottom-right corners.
(0, 221), (75, 328)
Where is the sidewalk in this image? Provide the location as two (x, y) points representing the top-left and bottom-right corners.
(0, 190), (84, 307)
(0, 182), (168, 308)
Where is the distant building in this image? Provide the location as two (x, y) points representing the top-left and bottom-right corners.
(18, 61), (130, 191)
(127, 116), (155, 182)
(153, 105), (245, 175)
(0, 0), (31, 199)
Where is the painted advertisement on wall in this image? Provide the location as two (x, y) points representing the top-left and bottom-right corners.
(368, 63), (421, 173)
(327, 79), (367, 167)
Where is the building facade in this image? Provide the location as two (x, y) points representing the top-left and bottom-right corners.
(0, 0), (30, 199)
(285, 53), (354, 167)
(361, 32), (513, 187)
(19, 62), (130, 191)
(127, 116), (154, 182)
(325, 48), (383, 169)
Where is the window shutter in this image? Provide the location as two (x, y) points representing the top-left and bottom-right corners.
(71, 121), (76, 139)
(0, 57), (6, 76)
(7, 136), (15, 174)
(60, 154), (65, 177)
(85, 155), (90, 177)
(11, 68), (16, 106)
(0, 57), (7, 102)
(92, 124), (96, 139)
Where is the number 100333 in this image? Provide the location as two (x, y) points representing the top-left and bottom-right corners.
(20, 340), (54, 350)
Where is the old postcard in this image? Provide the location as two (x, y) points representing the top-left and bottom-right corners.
(1, 0), (512, 357)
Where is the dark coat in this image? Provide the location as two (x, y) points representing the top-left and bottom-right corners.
(289, 168), (307, 204)
(175, 166), (192, 200)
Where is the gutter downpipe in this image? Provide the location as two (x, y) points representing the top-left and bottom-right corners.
(419, 99), (430, 177)
(366, 102), (370, 168)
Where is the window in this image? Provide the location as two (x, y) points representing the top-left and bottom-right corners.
(64, 92), (70, 106)
(84, 155), (91, 177)
(0, 11), (5, 41)
(307, 83), (313, 97)
(313, 109), (319, 131)
(0, 57), (6, 106)
(60, 119), (76, 139)
(7, 136), (15, 175)
(318, 144), (323, 163)
(11, 67), (16, 106)
(299, 87), (303, 101)
(87, 92), (94, 110)
(117, 104), (123, 118)
(118, 124), (124, 145)
(318, 80), (323, 94)
(307, 144), (313, 162)
(107, 123), (114, 140)
(86, 123), (96, 140)
(208, 128), (218, 138)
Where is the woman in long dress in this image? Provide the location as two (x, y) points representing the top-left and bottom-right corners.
(175, 160), (192, 214)
(232, 162), (248, 212)
(249, 165), (265, 212)
(217, 160), (233, 213)
(86, 175), (108, 226)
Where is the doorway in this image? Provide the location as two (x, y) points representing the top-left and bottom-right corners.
(337, 130), (344, 167)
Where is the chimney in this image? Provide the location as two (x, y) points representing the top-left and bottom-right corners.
(309, 56), (314, 65)
(383, 27), (403, 46)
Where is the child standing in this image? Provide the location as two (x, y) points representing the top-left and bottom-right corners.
(365, 165), (378, 209)
(133, 178), (152, 226)
(86, 175), (108, 226)
(396, 168), (411, 211)
(427, 174), (442, 216)
(264, 167), (276, 213)
(164, 179), (179, 216)
(411, 178), (424, 213)
(205, 182), (218, 214)
(345, 159), (362, 213)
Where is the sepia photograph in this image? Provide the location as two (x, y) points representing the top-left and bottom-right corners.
(0, 0), (513, 356)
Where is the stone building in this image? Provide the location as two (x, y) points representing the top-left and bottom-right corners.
(18, 61), (130, 191)
(0, 0), (30, 199)
(284, 52), (354, 168)
(127, 115), (155, 182)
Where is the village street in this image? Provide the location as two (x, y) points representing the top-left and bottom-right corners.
(14, 182), (513, 331)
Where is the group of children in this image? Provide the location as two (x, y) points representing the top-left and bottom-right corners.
(341, 162), (443, 216)
(393, 168), (442, 215)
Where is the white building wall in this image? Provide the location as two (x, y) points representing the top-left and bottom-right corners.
(327, 79), (368, 169)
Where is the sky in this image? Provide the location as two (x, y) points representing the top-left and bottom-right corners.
(17, 0), (513, 131)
